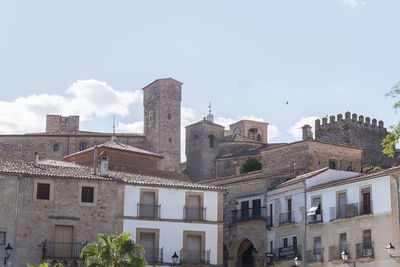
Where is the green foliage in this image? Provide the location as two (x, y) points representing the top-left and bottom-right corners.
(27, 263), (63, 267)
(81, 232), (146, 267)
(362, 166), (382, 173)
(382, 82), (400, 158)
(241, 158), (262, 174)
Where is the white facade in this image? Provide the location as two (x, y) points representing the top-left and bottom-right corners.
(123, 185), (222, 266)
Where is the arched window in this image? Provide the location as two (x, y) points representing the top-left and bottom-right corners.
(257, 134), (262, 142)
(168, 113), (171, 120)
(208, 135), (215, 148)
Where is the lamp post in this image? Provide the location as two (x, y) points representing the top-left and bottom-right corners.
(340, 250), (355, 267)
(386, 242), (400, 263)
(172, 251), (179, 266)
(4, 243), (12, 265)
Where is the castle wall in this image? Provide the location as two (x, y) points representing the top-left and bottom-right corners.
(315, 112), (391, 168)
(216, 155), (262, 178)
(46, 115), (79, 133)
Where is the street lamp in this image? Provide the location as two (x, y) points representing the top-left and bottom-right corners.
(4, 243), (12, 265)
(386, 242), (400, 263)
(293, 255), (301, 266)
(341, 250), (355, 266)
(172, 251), (179, 265)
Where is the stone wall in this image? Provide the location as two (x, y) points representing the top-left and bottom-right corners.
(0, 174), (123, 267)
(46, 115), (79, 134)
(216, 156), (262, 178)
(0, 134), (145, 163)
(315, 112), (391, 168)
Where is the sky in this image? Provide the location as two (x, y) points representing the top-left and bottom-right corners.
(0, 0), (399, 160)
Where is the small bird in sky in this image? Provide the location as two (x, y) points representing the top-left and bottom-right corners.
(285, 101), (288, 105)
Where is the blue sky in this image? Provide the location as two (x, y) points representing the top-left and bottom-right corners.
(0, 0), (399, 158)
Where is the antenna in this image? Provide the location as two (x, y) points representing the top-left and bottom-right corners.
(208, 102), (212, 114)
(113, 114), (115, 135)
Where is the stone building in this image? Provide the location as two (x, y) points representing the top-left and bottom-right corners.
(201, 140), (363, 267)
(0, 78), (182, 171)
(0, 140), (223, 267)
(315, 112), (391, 169)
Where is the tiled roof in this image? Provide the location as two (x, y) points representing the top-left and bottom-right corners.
(0, 160), (223, 191)
(65, 140), (161, 158)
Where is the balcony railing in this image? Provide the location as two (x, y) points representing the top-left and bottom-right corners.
(183, 206), (207, 221)
(307, 248), (324, 263)
(143, 247), (164, 263)
(42, 240), (85, 259)
(232, 207), (265, 223)
(308, 213), (323, 224)
(356, 242), (374, 258)
(266, 216), (273, 228)
(279, 211), (294, 225)
(328, 244), (350, 261)
(330, 201), (373, 221)
(137, 203), (161, 219)
(180, 249), (210, 264)
(278, 245), (298, 260)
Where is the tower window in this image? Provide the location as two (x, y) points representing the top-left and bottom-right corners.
(168, 113), (171, 120)
(169, 138), (172, 143)
(53, 144), (59, 151)
(79, 142), (87, 151)
(208, 135), (215, 148)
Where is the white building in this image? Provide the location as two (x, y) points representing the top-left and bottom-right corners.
(122, 177), (224, 266)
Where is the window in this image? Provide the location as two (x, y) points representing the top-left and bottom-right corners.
(269, 203), (273, 224)
(314, 236), (322, 258)
(241, 200), (249, 221)
(79, 142), (87, 151)
(292, 236), (297, 248)
(0, 232), (5, 245)
(37, 183), (50, 200)
(329, 160), (337, 169)
(168, 113), (171, 120)
(252, 199), (261, 219)
(137, 228), (160, 263)
(185, 192), (204, 221)
(337, 192), (347, 219)
(169, 138), (172, 143)
(283, 238), (288, 247)
(208, 135), (215, 148)
(340, 233), (347, 253)
(81, 186), (94, 203)
(183, 231), (206, 264)
(53, 144), (59, 151)
(287, 198), (292, 222)
(361, 187), (371, 215)
(140, 189), (159, 218)
(363, 230), (372, 247)
(308, 196), (321, 223)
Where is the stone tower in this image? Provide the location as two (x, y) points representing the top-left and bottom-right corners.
(315, 112), (391, 168)
(143, 78), (182, 171)
(185, 118), (225, 182)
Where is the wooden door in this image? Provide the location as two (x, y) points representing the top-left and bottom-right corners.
(54, 225), (73, 258)
(187, 235), (202, 263)
(188, 195), (201, 220)
(241, 201), (249, 221)
(338, 193), (347, 219)
(140, 233), (156, 262)
(142, 191), (156, 218)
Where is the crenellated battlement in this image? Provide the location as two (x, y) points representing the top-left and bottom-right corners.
(315, 112), (385, 131)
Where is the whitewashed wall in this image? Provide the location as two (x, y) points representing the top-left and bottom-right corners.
(306, 175), (391, 222)
(124, 186), (219, 221)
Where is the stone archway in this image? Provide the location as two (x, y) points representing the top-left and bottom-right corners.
(237, 239), (255, 267)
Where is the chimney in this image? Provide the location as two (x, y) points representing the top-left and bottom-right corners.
(34, 152), (39, 167)
(98, 152), (109, 177)
(233, 161), (241, 175)
(93, 146), (98, 174)
(301, 125), (313, 140)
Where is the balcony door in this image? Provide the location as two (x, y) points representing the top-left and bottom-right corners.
(187, 235), (202, 264)
(142, 191), (156, 218)
(140, 233), (156, 263)
(188, 195), (201, 220)
(54, 225), (73, 258)
(241, 201), (249, 221)
(362, 188), (371, 214)
(252, 199), (261, 219)
(338, 192), (347, 219)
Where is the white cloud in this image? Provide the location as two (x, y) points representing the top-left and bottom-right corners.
(181, 107), (197, 126)
(288, 116), (320, 140)
(343, 0), (365, 8)
(116, 121), (143, 133)
(0, 79), (141, 134)
(214, 117), (237, 128)
(268, 125), (280, 141)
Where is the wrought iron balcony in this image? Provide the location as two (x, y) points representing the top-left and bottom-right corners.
(180, 249), (210, 265)
(308, 213), (323, 224)
(143, 247), (164, 263)
(42, 240), (85, 259)
(278, 245), (299, 260)
(279, 211), (294, 225)
(329, 201), (373, 221)
(328, 244), (350, 261)
(183, 206), (207, 221)
(137, 203), (161, 219)
(232, 207), (265, 223)
(307, 248), (324, 263)
(356, 242), (374, 258)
